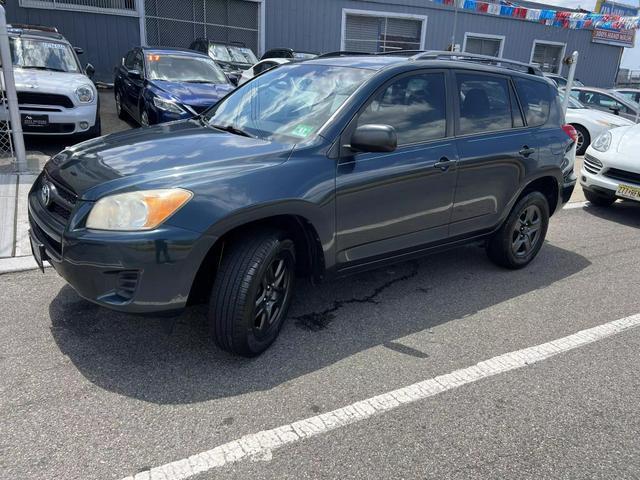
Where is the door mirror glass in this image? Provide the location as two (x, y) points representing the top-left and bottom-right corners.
(85, 63), (95, 78)
(350, 124), (397, 153)
(609, 105), (621, 115)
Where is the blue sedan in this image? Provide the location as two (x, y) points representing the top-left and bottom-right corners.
(114, 47), (234, 126)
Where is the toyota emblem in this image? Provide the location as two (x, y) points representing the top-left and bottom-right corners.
(40, 182), (51, 207)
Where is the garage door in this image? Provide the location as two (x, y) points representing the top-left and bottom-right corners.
(144, 0), (260, 53)
(343, 12), (425, 53)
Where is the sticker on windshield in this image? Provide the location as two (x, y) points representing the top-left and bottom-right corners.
(42, 42), (66, 50)
(291, 124), (314, 138)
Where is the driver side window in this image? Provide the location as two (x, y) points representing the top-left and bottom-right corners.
(356, 73), (447, 146)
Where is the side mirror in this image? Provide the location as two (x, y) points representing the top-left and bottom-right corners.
(350, 124), (397, 153)
(609, 106), (621, 115)
(85, 63), (95, 79)
(74, 46), (84, 55)
(128, 69), (142, 80)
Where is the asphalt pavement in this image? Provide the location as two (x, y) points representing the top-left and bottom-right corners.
(1, 199), (639, 479)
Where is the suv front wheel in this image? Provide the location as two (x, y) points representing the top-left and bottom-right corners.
(487, 192), (550, 269)
(208, 230), (296, 357)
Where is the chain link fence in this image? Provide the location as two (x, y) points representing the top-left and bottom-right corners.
(144, 0), (259, 52)
(0, 81), (15, 169)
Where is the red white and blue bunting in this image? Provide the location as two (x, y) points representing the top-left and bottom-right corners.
(431, 0), (640, 31)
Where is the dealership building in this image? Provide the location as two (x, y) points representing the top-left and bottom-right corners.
(6, 0), (633, 86)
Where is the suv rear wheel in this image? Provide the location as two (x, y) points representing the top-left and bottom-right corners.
(208, 230), (296, 357)
(487, 192), (549, 269)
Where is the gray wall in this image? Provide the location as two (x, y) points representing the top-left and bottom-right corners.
(5, 4), (140, 83)
(265, 0), (622, 87)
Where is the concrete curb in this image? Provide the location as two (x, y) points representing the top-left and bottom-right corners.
(0, 255), (50, 275)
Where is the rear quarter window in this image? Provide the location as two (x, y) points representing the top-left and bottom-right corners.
(456, 73), (513, 135)
(515, 78), (555, 127)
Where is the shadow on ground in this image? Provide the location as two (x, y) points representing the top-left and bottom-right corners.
(580, 200), (640, 228)
(48, 242), (590, 404)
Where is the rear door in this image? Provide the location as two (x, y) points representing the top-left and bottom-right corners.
(123, 49), (145, 120)
(450, 71), (533, 237)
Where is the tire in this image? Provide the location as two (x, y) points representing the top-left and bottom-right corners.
(584, 188), (616, 207)
(573, 124), (590, 156)
(487, 191), (550, 269)
(208, 230), (296, 357)
(140, 109), (150, 127)
(115, 90), (126, 120)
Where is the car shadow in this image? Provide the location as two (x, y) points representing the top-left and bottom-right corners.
(48, 243), (590, 404)
(579, 200), (640, 228)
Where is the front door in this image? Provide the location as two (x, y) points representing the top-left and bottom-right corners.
(336, 71), (458, 267)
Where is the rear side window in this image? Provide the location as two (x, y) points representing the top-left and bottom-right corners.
(456, 73), (513, 135)
(357, 73), (447, 145)
(515, 78), (553, 127)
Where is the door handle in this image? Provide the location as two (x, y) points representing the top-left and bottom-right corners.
(434, 157), (452, 171)
(519, 146), (535, 157)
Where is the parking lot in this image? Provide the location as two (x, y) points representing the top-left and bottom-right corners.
(2, 190), (640, 478)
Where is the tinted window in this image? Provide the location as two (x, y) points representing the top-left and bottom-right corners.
(124, 50), (136, 69)
(457, 74), (512, 135)
(577, 91), (631, 113)
(356, 73), (447, 145)
(515, 78), (553, 126)
(132, 50), (143, 72)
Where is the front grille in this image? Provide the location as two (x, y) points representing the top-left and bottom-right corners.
(604, 167), (640, 186)
(583, 154), (603, 175)
(29, 211), (62, 258)
(16, 92), (74, 108)
(23, 123), (75, 134)
(39, 173), (78, 222)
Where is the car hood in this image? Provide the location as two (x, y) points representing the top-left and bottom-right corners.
(11, 69), (93, 99)
(152, 80), (234, 106)
(44, 120), (293, 201)
(615, 124), (640, 161)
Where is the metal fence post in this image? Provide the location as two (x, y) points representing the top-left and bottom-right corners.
(0, 5), (27, 172)
(562, 51), (579, 117)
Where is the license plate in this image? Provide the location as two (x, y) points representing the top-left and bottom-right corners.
(22, 113), (49, 127)
(616, 184), (640, 202)
(29, 230), (46, 273)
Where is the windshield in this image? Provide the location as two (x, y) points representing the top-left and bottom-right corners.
(239, 47), (258, 64)
(9, 37), (80, 73)
(209, 44), (233, 62)
(293, 52), (318, 60)
(611, 90), (640, 109)
(206, 64), (373, 142)
(147, 54), (228, 84)
(228, 46), (251, 64)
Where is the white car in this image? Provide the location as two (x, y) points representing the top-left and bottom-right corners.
(238, 58), (290, 85)
(565, 95), (633, 155)
(0, 25), (100, 138)
(581, 123), (640, 206)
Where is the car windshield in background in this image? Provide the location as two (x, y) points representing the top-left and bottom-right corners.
(206, 64), (373, 142)
(228, 46), (250, 64)
(146, 54), (228, 84)
(239, 47), (258, 64)
(611, 90), (640, 109)
(210, 44), (233, 62)
(293, 52), (317, 60)
(9, 38), (80, 73)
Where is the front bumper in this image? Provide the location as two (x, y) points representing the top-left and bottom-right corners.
(28, 179), (215, 314)
(0, 103), (97, 135)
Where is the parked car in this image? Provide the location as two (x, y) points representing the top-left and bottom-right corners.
(0, 24), (100, 138)
(563, 95), (633, 155)
(261, 48), (318, 60)
(543, 73), (583, 88)
(29, 52), (576, 357)
(189, 40), (256, 84)
(114, 47), (234, 126)
(571, 87), (640, 123)
(614, 88), (640, 104)
(238, 58), (290, 85)
(581, 123), (640, 206)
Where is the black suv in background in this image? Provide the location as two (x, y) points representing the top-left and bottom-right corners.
(29, 51), (576, 357)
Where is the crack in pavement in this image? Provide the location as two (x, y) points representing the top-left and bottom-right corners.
(293, 264), (420, 332)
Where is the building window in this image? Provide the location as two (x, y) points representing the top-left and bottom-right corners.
(463, 33), (504, 57)
(18, 0), (137, 16)
(530, 41), (566, 74)
(342, 9), (426, 53)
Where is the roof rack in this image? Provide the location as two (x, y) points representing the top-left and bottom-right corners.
(317, 51), (372, 58)
(410, 51), (543, 76)
(8, 23), (59, 34)
(375, 50), (425, 57)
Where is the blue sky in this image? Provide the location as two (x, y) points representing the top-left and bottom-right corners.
(539, 0), (640, 69)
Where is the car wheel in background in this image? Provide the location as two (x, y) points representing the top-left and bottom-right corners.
(584, 188), (616, 207)
(486, 191), (550, 269)
(572, 124), (590, 156)
(208, 229), (296, 357)
(140, 109), (150, 127)
(115, 91), (126, 120)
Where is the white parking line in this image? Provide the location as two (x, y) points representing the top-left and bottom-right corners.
(121, 313), (640, 480)
(563, 201), (588, 210)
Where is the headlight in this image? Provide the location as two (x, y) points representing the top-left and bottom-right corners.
(591, 131), (612, 152)
(75, 85), (95, 103)
(86, 189), (193, 231)
(152, 96), (185, 114)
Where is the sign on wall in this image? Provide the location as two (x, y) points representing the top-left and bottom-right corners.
(592, 28), (636, 48)
(595, 0), (639, 17)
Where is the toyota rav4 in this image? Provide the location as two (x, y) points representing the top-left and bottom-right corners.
(29, 52), (576, 356)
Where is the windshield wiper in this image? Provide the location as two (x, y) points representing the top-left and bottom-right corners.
(20, 66), (67, 72)
(210, 123), (256, 138)
(184, 80), (215, 84)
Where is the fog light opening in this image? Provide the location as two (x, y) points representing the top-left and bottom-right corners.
(79, 121), (89, 130)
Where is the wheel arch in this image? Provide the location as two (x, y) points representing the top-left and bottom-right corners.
(518, 174), (560, 216)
